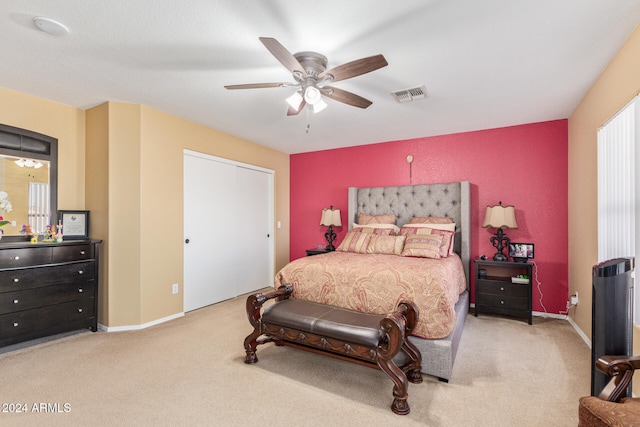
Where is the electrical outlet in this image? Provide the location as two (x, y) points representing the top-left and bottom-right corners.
(570, 292), (579, 306)
(172, 283), (179, 294)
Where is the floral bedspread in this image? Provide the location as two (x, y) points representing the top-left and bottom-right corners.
(274, 251), (467, 339)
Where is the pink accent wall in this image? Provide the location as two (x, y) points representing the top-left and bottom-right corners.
(290, 120), (568, 314)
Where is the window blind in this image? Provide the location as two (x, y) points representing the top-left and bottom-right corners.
(597, 95), (639, 323)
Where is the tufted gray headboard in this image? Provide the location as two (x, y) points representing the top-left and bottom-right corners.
(348, 181), (470, 288)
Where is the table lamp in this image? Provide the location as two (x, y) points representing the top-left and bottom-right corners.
(482, 202), (518, 261)
(320, 205), (341, 251)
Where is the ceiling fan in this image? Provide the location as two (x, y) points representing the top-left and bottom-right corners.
(225, 37), (388, 116)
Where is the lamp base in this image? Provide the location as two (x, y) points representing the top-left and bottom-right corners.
(493, 253), (507, 262)
(489, 228), (510, 262)
(324, 225), (337, 252)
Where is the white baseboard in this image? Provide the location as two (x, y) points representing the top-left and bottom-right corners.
(99, 312), (185, 332)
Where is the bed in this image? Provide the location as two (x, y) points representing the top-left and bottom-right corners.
(276, 181), (470, 381)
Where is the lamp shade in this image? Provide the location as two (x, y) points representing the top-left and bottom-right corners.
(482, 204), (518, 229)
(320, 207), (342, 227)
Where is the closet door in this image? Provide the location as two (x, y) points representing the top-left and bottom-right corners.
(234, 166), (273, 295)
(183, 151), (274, 312)
(183, 154), (237, 311)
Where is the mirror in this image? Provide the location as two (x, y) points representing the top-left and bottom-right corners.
(0, 124), (57, 241)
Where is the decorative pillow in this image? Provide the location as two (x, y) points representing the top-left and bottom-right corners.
(336, 231), (372, 254)
(357, 213), (396, 225)
(399, 224), (456, 256)
(352, 223), (400, 235)
(410, 216), (454, 224)
(366, 235), (406, 255)
(400, 234), (443, 259)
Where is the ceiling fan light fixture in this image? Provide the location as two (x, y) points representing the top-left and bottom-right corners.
(312, 99), (327, 113)
(286, 91), (304, 110)
(303, 86), (322, 105)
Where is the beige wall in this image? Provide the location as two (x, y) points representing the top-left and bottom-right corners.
(0, 87), (86, 210)
(86, 102), (290, 326)
(568, 24), (640, 387)
(1, 88), (290, 328)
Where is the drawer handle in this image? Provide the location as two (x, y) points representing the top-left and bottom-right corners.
(78, 270), (84, 275)
(13, 278), (19, 283)
(500, 287), (504, 291)
(500, 300), (505, 304)
(78, 308), (83, 313)
(13, 322), (18, 327)
(78, 288), (83, 293)
(13, 299), (18, 304)
(13, 256), (19, 260)
(80, 250), (86, 255)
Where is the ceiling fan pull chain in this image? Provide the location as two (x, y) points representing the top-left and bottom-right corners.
(305, 108), (311, 134)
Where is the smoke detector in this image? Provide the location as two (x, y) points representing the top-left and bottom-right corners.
(33, 17), (69, 36)
(391, 85), (428, 103)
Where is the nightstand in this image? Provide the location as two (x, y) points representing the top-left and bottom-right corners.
(474, 259), (533, 324)
(305, 248), (330, 256)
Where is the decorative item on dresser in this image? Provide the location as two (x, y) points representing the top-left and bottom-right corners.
(319, 205), (341, 251)
(474, 259), (532, 324)
(482, 202), (518, 261)
(0, 240), (102, 347)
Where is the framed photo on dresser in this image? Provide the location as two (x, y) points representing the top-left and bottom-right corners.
(59, 210), (90, 240)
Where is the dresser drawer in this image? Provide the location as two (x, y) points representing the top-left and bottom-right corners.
(0, 298), (96, 346)
(0, 261), (95, 293)
(477, 293), (529, 311)
(0, 281), (94, 315)
(0, 247), (52, 268)
(476, 280), (528, 298)
(52, 244), (93, 263)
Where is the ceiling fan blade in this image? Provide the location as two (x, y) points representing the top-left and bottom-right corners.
(224, 82), (290, 90)
(287, 100), (307, 116)
(259, 37), (308, 78)
(319, 54), (388, 83)
(322, 86), (372, 109)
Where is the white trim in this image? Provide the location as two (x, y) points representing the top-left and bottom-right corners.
(99, 312), (185, 332)
(183, 149), (274, 175)
(566, 315), (592, 349)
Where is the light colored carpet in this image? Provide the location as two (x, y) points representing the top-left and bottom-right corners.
(0, 290), (590, 426)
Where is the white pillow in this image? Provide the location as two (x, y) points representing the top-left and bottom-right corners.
(401, 223), (456, 232)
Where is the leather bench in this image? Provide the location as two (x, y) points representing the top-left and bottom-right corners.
(244, 284), (423, 415)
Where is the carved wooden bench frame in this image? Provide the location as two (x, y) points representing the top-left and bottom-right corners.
(243, 284), (423, 415)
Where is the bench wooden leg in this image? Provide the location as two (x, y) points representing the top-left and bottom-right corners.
(377, 357), (410, 415)
(377, 314), (412, 415)
(402, 339), (423, 384)
(243, 285), (293, 364)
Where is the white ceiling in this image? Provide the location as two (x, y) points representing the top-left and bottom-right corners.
(2, 1), (640, 154)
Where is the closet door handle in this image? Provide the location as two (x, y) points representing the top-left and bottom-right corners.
(185, 239), (190, 244)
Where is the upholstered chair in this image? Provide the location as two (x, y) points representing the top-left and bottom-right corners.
(578, 355), (640, 426)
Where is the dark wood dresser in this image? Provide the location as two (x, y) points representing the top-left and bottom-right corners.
(0, 240), (101, 347)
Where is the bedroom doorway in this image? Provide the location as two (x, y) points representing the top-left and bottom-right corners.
(183, 150), (274, 312)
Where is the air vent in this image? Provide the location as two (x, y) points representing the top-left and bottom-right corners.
(391, 85), (427, 103)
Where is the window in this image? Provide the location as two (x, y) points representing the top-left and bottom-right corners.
(597, 95), (639, 323)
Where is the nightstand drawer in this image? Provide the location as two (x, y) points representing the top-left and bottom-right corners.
(476, 280), (528, 298)
(477, 293), (529, 310)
